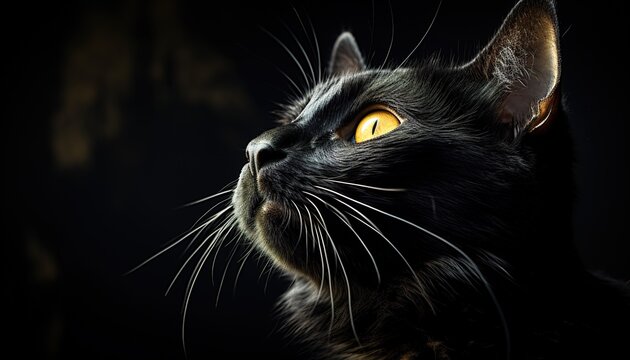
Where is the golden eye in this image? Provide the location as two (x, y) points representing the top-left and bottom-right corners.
(354, 110), (401, 143)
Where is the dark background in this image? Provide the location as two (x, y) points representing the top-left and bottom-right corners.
(4, 0), (628, 359)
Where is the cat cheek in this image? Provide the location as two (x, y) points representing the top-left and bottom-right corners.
(258, 201), (284, 223)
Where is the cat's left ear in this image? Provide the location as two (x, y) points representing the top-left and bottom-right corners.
(468, 0), (561, 135)
(329, 32), (365, 75)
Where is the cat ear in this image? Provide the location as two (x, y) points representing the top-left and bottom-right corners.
(329, 32), (365, 75)
(469, 0), (561, 135)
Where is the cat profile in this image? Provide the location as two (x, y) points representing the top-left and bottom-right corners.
(231, 0), (630, 358)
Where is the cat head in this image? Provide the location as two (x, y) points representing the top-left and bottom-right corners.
(233, 0), (566, 289)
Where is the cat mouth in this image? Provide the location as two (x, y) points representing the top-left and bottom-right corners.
(233, 163), (309, 273)
(233, 162), (408, 283)
(233, 164), (290, 241)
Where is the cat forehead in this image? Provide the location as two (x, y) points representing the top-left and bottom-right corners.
(295, 68), (412, 124)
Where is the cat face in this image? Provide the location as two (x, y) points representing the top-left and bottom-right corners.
(233, 0), (562, 288)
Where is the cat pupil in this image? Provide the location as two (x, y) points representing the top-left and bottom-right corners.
(371, 119), (378, 135)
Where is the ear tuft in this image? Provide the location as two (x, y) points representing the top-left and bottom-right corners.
(470, 0), (561, 136)
(329, 32), (365, 76)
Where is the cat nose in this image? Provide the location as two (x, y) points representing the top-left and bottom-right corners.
(246, 140), (286, 178)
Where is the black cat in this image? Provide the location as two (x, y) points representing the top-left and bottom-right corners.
(232, 0), (630, 358)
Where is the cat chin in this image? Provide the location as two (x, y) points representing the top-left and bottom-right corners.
(233, 163), (303, 272)
(254, 200), (307, 269)
(254, 203), (320, 277)
(234, 163), (285, 231)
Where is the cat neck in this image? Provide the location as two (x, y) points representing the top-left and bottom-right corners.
(281, 227), (591, 359)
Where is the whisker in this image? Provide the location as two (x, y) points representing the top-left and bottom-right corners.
(261, 27), (313, 89)
(315, 188), (435, 311)
(258, 257), (272, 282)
(308, 19), (322, 82)
(305, 204), (318, 266)
(181, 225), (221, 356)
(276, 67), (305, 98)
(315, 185), (510, 355)
(189, 197), (233, 231)
(290, 200), (304, 246)
(233, 244), (256, 296)
(286, 10), (317, 85)
(182, 198), (234, 255)
(263, 262), (274, 294)
(367, 0), (376, 64)
(210, 215), (239, 284)
(244, 44), (305, 98)
(344, 210), (436, 310)
(298, 200), (326, 311)
(561, 24), (573, 38)
(397, 0), (442, 69)
(180, 214), (240, 353)
(282, 23), (316, 88)
(305, 191), (381, 284)
(280, 198), (293, 234)
(257, 253), (276, 296)
(314, 223), (335, 337)
(305, 15), (322, 83)
(176, 188), (234, 209)
(326, 179), (406, 192)
(216, 238), (242, 306)
(379, 0), (395, 70)
(307, 198), (361, 345)
(190, 217), (235, 296)
(125, 206), (233, 275)
(316, 190), (384, 237)
(165, 213), (235, 296)
(313, 225), (327, 303)
(305, 203), (335, 336)
(288, 200), (309, 260)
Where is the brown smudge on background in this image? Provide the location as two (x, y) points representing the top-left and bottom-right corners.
(25, 230), (63, 359)
(52, 10), (132, 169)
(52, 0), (253, 170)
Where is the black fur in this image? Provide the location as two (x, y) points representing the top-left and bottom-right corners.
(232, 0), (630, 358)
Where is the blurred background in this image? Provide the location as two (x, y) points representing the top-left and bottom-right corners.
(3, 0), (628, 358)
